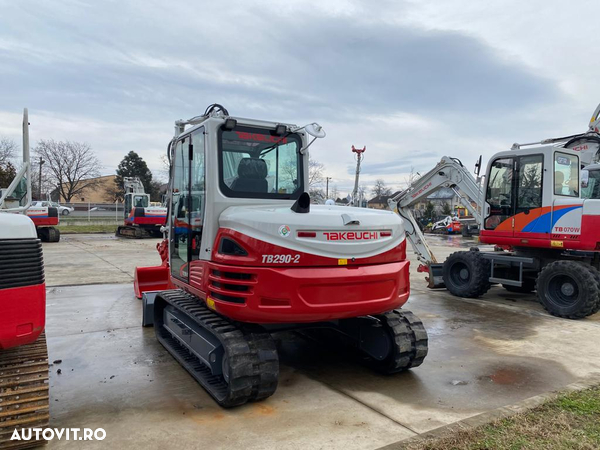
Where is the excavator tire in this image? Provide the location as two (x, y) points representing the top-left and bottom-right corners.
(0, 333), (49, 449)
(154, 290), (279, 408)
(587, 265), (600, 316)
(366, 310), (429, 374)
(537, 261), (600, 319)
(442, 249), (491, 298)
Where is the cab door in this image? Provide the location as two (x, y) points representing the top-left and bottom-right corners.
(483, 157), (515, 237)
(170, 137), (190, 281)
(513, 154), (544, 239)
(170, 128), (206, 282)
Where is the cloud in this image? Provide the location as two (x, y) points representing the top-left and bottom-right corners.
(0, 0), (573, 195)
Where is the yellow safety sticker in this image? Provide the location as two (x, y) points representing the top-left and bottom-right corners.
(338, 259), (348, 265)
(206, 297), (216, 310)
(551, 240), (564, 248)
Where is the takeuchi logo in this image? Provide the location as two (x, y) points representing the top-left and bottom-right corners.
(278, 225), (291, 237)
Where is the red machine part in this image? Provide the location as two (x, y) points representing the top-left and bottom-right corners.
(134, 239), (172, 298)
(0, 284), (45, 350)
(125, 211), (167, 226)
(29, 217), (59, 227)
(167, 228), (410, 323)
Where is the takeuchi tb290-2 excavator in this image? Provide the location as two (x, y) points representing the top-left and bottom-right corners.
(135, 104), (428, 407)
(0, 109), (49, 449)
(389, 102), (600, 320)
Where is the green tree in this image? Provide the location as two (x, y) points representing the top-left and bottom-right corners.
(442, 202), (452, 215)
(112, 151), (156, 201)
(0, 161), (16, 187)
(424, 201), (435, 221)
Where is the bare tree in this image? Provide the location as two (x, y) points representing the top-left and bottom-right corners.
(357, 184), (367, 203)
(371, 179), (392, 198)
(403, 166), (420, 189)
(329, 185), (339, 200)
(308, 157), (324, 188)
(35, 140), (101, 202)
(159, 154), (171, 181)
(0, 137), (17, 166)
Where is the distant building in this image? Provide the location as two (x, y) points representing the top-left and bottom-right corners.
(368, 191), (401, 209)
(54, 175), (116, 203)
(425, 187), (461, 215)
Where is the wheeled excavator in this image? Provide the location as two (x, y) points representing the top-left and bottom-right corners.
(0, 109), (49, 448)
(389, 102), (600, 319)
(134, 104), (429, 407)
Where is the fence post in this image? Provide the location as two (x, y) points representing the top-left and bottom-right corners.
(88, 202), (90, 222)
(115, 201), (118, 223)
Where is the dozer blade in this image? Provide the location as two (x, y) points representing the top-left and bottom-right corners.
(428, 263), (445, 289)
(0, 332), (49, 449)
(134, 265), (170, 299)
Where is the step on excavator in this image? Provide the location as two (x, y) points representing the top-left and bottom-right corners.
(0, 109), (49, 448)
(116, 177), (167, 238)
(388, 102), (600, 319)
(135, 104), (428, 407)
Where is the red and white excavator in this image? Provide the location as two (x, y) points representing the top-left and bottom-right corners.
(0, 109), (49, 448)
(116, 177), (167, 238)
(135, 104), (428, 407)
(1, 169), (60, 243)
(388, 102), (600, 319)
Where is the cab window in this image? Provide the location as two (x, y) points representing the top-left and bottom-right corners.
(516, 154), (543, 212)
(485, 157), (513, 229)
(133, 195), (148, 208)
(554, 152), (579, 197)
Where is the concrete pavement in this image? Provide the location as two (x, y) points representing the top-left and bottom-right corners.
(43, 234), (160, 286)
(41, 234), (600, 449)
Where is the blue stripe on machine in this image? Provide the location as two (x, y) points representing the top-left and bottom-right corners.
(522, 206), (582, 233)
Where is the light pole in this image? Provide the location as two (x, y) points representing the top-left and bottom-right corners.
(38, 157), (44, 200)
(326, 177), (332, 198)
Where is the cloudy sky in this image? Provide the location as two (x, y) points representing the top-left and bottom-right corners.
(0, 0), (598, 196)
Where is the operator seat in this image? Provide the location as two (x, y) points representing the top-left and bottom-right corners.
(230, 158), (268, 193)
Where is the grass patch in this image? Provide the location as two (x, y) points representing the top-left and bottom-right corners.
(406, 386), (600, 450)
(58, 224), (117, 234)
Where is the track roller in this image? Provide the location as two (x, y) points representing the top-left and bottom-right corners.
(154, 290), (278, 407)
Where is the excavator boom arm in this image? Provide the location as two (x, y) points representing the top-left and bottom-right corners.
(388, 156), (483, 286)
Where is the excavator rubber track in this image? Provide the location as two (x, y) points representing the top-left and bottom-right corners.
(116, 226), (148, 239)
(0, 332), (49, 449)
(372, 310), (429, 374)
(154, 290), (279, 408)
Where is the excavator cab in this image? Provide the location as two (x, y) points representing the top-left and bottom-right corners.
(480, 146), (582, 245)
(124, 192), (150, 218)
